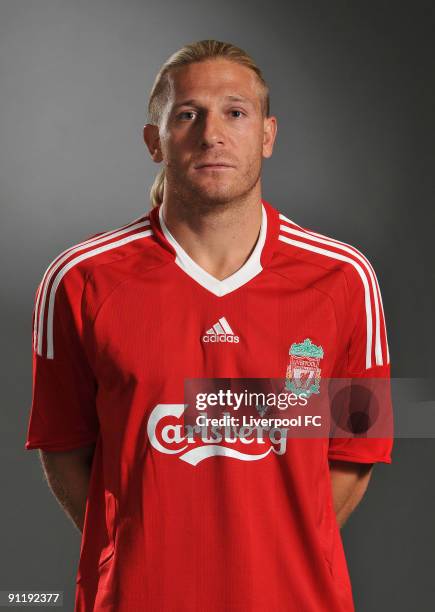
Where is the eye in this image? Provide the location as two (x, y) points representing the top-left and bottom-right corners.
(230, 109), (245, 118)
(177, 111), (196, 120)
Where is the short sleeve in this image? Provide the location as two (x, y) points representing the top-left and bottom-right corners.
(328, 254), (393, 464)
(25, 265), (100, 452)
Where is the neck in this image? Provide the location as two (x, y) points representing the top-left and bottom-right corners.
(160, 187), (263, 281)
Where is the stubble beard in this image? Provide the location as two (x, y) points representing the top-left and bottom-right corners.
(163, 159), (263, 216)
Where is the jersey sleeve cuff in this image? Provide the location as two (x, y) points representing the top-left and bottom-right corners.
(25, 436), (98, 452)
(327, 449), (392, 464)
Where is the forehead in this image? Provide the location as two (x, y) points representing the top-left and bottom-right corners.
(167, 59), (261, 107)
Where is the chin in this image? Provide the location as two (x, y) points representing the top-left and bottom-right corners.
(199, 192), (242, 207)
(169, 179), (227, 206)
(188, 182), (241, 205)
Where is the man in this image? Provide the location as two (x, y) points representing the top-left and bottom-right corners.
(25, 40), (393, 611)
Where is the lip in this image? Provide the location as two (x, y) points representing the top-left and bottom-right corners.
(194, 164), (234, 170)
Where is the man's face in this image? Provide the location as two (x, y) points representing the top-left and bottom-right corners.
(150, 59), (276, 206)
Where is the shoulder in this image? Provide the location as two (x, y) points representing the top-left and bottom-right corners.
(33, 212), (155, 358)
(273, 208), (389, 371)
(275, 210), (380, 293)
(58, 212), (153, 278)
(36, 212), (155, 291)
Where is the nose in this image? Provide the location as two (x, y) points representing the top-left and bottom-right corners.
(199, 111), (225, 148)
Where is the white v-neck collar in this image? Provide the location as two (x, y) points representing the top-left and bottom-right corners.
(158, 203), (267, 297)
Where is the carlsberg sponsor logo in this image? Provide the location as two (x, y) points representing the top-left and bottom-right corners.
(147, 404), (287, 466)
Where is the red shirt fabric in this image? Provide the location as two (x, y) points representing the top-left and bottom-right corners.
(25, 199), (393, 611)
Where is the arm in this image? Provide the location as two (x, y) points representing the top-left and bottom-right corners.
(329, 460), (373, 528)
(39, 444), (95, 533)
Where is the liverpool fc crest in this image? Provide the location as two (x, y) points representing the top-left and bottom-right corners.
(285, 338), (324, 398)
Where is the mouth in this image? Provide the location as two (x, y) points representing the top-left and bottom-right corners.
(194, 163), (235, 170)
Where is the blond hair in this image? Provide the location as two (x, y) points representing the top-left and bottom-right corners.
(147, 39), (270, 209)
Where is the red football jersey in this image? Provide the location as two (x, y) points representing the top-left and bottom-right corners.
(25, 199), (393, 612)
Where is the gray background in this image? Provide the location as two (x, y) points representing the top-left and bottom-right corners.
(1, 0), (434, 610)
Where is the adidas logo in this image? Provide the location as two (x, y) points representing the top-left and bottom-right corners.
(202, 317), (239, 343)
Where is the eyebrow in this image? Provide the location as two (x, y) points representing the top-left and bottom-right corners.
(172, 95), (255, 111)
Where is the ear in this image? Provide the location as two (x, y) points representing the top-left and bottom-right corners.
(262, 115), (277, 159)
(143, 124), (163, 163)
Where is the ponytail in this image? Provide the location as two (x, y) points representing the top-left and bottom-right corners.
(150, 167), (165, 209)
